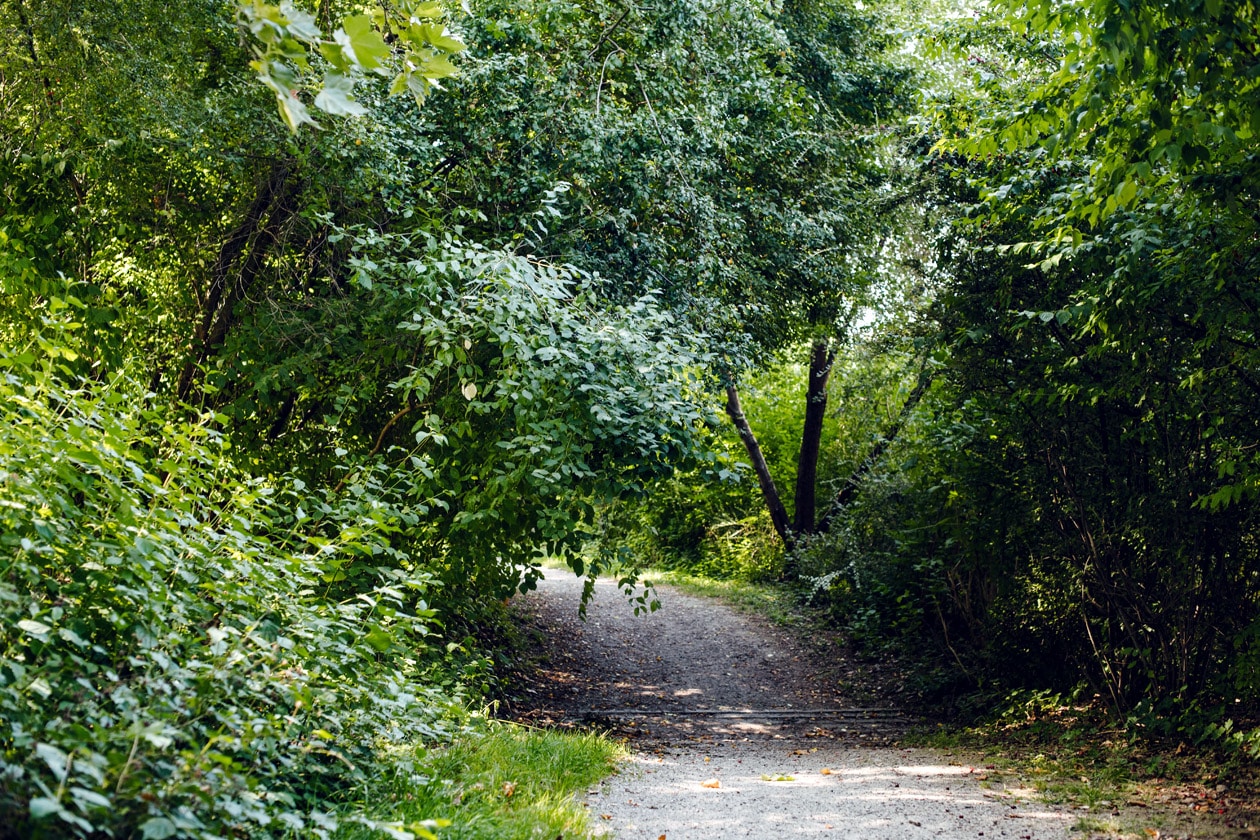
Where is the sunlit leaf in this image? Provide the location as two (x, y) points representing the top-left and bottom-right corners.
(339, 14), (390, 71)
(314, 72), (367, 117)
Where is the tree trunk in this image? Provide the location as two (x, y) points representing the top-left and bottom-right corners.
(725, 385), (792, 548)
(792, 339), (836, 535)
(175, 161), (293, 403)
(13, 0), (54, 129)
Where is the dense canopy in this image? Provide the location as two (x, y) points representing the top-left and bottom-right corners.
(2, 0), (1259, 835)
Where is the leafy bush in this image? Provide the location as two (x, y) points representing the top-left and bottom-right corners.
(0, 312), (466, 839)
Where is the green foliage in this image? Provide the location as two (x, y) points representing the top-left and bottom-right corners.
(238, 0), (466, 130)
(800, 234), (1260, 708)
(425, 0), (912, 359)
(343, 725), (622, 840)
(1, 0), (721, 596)
(211, 221), (717, 597)
(1201, 719), (1260, 762)
(0, 0), (923, 832)
(0, 314), (470, 838)
(614, 384), (783, 582)
(764, 0), (1260, 721)
(953, 0), (1259, 232)
(625, 338), (927, 582)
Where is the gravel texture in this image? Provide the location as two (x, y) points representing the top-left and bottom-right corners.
(508, 572), (1078, 840)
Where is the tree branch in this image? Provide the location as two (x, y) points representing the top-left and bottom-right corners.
(818, 367), (935, 531)
(333, 404), (415, 494)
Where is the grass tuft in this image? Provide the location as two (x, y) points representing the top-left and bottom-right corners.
(343, 723), (623, 840)
(643, 569), (800, 627)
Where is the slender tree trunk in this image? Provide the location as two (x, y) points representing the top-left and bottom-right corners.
(725, 385), (792, 548)
(792, 339), (836, 535)
(818, 369), (934, 531)
(12, 0), (54, 132)
(175, 161), (293, 403)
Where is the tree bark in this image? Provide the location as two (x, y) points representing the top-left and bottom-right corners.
(725, 385), (793, 548)
(792, 339), (836, 535)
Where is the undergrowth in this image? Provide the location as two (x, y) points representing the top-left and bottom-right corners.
(0, 314), (622, 839)
(907, 689), (1260, 837)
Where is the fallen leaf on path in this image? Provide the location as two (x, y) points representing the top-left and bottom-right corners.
(820, 768), (833, 775)
(761, 774), (796, 782)
(700, 778), (721, 789)
(600, 814), (611, 820)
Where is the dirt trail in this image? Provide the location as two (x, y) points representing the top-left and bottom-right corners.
(508, 573), (1077, 840)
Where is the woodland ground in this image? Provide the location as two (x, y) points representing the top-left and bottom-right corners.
(501, 572), (1260, 840)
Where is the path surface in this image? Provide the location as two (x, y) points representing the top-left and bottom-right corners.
(509, 573), (1078, 840)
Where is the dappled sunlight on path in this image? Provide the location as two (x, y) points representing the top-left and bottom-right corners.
(589, 746), (1073, 839)
(512, 572), (1073, 839)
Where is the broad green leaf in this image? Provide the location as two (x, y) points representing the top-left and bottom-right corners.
(416, 23), (465, 54)
(280, 1), (321, 41)
(314, 72), (367, 117)
(69, 787), (111, 810)
(18, 618), (51, 636)
(57, 627), (86, 647)
(409, 1), (443, 18)
(420, 54), (459, 81)
(1117, 179), (1137, 205)
(364, 628), (392, 651)
(143, 731), (173, 749)
(140, 817), (178, 840)
(35, 743), (70, 780)
(339, 14), (390, 71)
(256, 81), (312, 131)
(318, 41), (351, 72)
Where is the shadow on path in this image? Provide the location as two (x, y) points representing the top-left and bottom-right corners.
(504, 572), (1075, 840)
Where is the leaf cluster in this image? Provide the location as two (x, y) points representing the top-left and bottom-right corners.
(0, 310), (470, 838)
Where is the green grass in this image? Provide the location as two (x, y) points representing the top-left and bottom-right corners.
(643, 568), (801, 627)
(342, 723), (623, 840)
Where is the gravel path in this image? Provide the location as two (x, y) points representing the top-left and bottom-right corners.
(509, 573), (1079, 840)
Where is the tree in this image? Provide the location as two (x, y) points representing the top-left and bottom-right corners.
(0, 3), (728, 832)
(413, 0), (914, 566)
(886, 0), (1260, 710)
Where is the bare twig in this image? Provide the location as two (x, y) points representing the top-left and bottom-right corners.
(332, 404), (415, 494)
(586, 4), (633, 60)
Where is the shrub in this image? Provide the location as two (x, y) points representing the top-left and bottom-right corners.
(0, 317), (465, 839)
